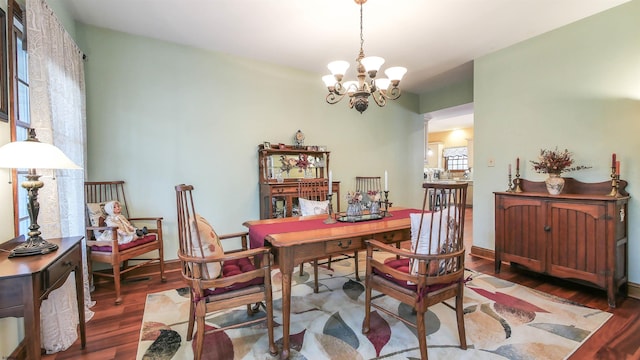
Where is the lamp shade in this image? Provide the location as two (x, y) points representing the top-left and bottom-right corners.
(0, 139), (81, 170)
(384, 66), (407, 82)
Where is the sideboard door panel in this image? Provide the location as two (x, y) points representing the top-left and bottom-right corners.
(496, 196), (546, 273)
(548, 201), (607, 286)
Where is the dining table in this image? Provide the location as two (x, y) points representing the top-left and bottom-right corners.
(243, 207), (419, 359)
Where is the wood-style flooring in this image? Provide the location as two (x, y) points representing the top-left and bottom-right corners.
(42, 210), (640, 360)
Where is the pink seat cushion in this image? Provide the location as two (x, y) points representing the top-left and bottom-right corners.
(90, 234), (157, 252)
(202, 257), (264, 297)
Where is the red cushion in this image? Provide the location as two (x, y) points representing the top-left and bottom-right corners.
(90, 234), (157, 252)
(373, 258), (417, 290)
(373, 257), (455, 295)
(202, 257), (264, 297)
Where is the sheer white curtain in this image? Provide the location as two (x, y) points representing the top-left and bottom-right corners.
(26, 0), (94, 353)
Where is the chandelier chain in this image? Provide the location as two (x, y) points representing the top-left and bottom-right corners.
(359, 2), (364, 55)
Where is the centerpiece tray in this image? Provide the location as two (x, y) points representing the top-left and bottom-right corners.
(336, 213), (384, 223)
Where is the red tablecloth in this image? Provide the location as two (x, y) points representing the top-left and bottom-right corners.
(248, 208), (422, 249)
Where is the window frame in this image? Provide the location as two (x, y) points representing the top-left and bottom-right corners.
(8, 0), (30, 237)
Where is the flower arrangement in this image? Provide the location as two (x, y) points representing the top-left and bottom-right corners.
(367, 190), (381, 202)
(279, 154), (312, 175)
(530, 147), (591, 175)
(346, 191), (363, 204)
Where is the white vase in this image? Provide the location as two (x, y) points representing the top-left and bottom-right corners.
(545, 173), (565, 195)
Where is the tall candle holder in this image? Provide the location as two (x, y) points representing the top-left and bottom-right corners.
(382, 190), (392, 217)
(506, 173), (514, 192)
(608, 166), (621, 197)
(323, 193), (337, 224)
(514, 169), (523, 193)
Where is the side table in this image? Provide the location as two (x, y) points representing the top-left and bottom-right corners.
(0, 236), (86, 359)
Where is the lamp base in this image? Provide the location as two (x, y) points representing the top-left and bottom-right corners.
(9, 236), (59, 258)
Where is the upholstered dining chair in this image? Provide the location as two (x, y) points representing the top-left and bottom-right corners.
(175, 184), (277, 360)
(84, 180), (166, 305)
(362, 182), (468, 360)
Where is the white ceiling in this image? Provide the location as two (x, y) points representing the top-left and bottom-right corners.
(58, 0), (629, 95)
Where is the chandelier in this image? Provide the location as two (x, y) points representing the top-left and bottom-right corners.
(322, 0), (407, 114)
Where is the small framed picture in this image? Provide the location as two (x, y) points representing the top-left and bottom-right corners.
(263, 141), (271, 149)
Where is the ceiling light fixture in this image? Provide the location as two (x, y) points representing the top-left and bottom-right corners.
(322, 0), (407, 114)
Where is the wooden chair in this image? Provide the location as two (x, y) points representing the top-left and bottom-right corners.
(363, 182), (468, 360)
(84, 181), (166, 305)
(175, 184), (277, 360)
(297, 178), (329, 292)
(355, 176), (382, 196)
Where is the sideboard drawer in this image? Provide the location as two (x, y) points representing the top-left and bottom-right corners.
(326, 237), (362, 253)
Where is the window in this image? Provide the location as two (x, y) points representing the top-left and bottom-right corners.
(443, 146), (469, 172)
(8, 0), (30, 236)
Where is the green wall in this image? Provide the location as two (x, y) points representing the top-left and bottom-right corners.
(473, 0), (640, 283)
(73, 24), (424, 260)
(419, 78), (473, 114)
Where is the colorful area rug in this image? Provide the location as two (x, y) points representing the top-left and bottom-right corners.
(137, 256), (611, 360)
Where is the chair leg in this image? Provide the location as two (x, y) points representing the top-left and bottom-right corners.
(113, 263), (123, 305)
(362, 279), (372, 334)
(187, 296), (195, 341)
(327, 256), (332, 270)
(313, 259), (319, 293)
(194, 310), (206, 360)
(456, 289), (467, 349)
(354, 251), (360, 281)
(159, 247), (166, 283)
(416, 309), (428, 360)
(299, 263), (304, 276)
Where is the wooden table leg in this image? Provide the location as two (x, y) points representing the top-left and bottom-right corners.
(279, 247), (294, 360)
(74, 260), (87, 348)
(23, 280), (40, 359)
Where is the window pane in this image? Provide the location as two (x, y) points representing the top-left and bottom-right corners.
(16, 36), (28, 82)
(17, 82), (29, 124)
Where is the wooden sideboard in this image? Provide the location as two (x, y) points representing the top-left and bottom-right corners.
(258, 144), (340, 219)
(0, 236), (86, 359)
(494, 178), (629, 308)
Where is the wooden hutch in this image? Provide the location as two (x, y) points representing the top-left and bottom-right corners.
(494, 177), (629, 308)
(258, 144), (340, 219)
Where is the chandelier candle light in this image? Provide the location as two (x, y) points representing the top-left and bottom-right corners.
(0, 129), (82, 257)
(322, 0), (407, 114)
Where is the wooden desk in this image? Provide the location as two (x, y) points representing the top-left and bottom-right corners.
(0, 236), (86, 359)
(244, 208), (415, 359)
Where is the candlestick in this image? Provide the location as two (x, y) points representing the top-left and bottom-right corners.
(328, 170), (332, 195)
(612, 153), (616, 168)
(514, 167), (522, 193)
(384, 170), (388, 191)
(616, 161), (620, 176)
(382, 190), (392, 217)
(506, 171), (514, 192)
(608, 165), (621, 197)
(516, 157), (520, 172)
(508, 164), (512, 177)
(323, 193), (337, 224)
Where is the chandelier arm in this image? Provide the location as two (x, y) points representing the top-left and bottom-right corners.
(371, 90), (387, 107)
(327, 91), (348, 105)
(386, 86), (402, 100)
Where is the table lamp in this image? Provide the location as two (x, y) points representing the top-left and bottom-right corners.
(0, 128), (81, 257)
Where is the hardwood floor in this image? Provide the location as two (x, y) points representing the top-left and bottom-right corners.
(43, 211), (640, 360)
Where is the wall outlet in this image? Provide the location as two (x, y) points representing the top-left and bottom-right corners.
(488, 158), (495, 167)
